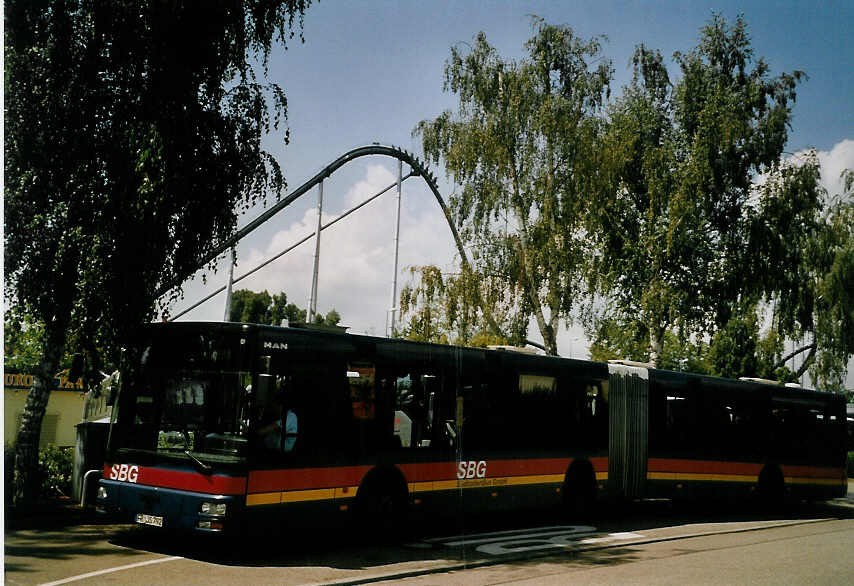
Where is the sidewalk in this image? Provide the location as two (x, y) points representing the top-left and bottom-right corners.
(4, 498), (105, 531)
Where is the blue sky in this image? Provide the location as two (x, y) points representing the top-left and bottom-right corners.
(172, 0), (853, 383)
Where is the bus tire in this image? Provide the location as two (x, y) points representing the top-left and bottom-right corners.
(562, 460), (597, 521)
(356, 468), (409, 540)
(758, 464), (785, 510)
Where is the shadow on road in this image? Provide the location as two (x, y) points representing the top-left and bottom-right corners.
(5, 524), (153, 579)
(104, 498), (854, 571)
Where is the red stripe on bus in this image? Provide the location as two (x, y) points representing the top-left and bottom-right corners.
(247, 457), (608, 494)
(248, 465), (373, 493)
(103, 463), (246, 495)
(647, 459), (761, 475)
(648, 458), (843, 480)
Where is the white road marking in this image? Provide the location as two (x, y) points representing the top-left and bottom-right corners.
(576, 531), (645, 545)
(441, 526), (597, 547)
(422, 525), (593, 544)
(413, 525), (649, 556)
(38, 556), (183, 586)
(475, 530), (643, 556)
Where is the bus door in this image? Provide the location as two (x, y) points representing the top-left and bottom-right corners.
(450, 351), (497, 512)
(607, 363), (649, 499)
(389, 367), (458, 509)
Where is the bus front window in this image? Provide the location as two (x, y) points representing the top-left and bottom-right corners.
(117, 368), (251, 463)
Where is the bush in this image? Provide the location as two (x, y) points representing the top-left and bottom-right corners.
(4, 444), (74, 503)
(38, 445), (74, 499)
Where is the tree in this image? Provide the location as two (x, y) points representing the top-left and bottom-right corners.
(590, 15), (822, 367)
(798, 170), (854, 390)
(588, 317), (710, 374)
(230, 289), (278, 324)
(706, 303), (760, 379)
(414, 18), (612, 355)
(399, 266), (450, 344)
(397, 265), (508, 346)
(4, 0), (309, 505)
(229, 288), (340, 327)
(4, 312), (47, 374)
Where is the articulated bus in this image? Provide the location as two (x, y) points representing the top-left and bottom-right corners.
(96, 322), (847, 534)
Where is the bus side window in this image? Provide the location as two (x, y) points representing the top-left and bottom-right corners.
(394, 372), (439, 449)
(665, 390), (698, 453)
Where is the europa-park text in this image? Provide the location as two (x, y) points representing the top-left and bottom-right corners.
(4, 372), (84, 392)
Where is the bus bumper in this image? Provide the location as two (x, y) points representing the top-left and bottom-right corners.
(97, 478), (243, 534)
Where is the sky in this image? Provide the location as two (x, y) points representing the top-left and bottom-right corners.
(169, 1), (854, 384)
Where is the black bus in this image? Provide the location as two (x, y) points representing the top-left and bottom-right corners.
(96, 322), (847, 534)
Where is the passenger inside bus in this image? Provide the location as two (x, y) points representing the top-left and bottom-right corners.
(257, 401), (298, 452)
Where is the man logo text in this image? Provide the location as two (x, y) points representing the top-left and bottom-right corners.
(263, 342), (288, 350)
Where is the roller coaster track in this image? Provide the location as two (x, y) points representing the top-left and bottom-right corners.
(164, 143), (542, 349)
(194, 143), (470, 275)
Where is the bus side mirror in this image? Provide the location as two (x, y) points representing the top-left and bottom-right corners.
(103, 370), (120, 406)
(444, 420), (457, 447)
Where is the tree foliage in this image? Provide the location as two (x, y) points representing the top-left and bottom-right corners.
(4, 0), (309, 504)
(398, 265), (511, 347)
(4, 312), (48, 373)
(800, 170), (854, 390)
(413, 18), (612, 355)
(588, 317), (710, 373)
(590, 14), (824, 369)
(229, 288), (340, 327)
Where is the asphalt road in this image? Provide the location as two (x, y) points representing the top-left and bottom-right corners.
(5, 496), (854, 586)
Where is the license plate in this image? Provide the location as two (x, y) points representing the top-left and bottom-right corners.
(135, 513), (163, 527)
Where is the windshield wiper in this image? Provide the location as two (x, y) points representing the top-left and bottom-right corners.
(184, 449), (212, 474)
(181, 429), (212, 474)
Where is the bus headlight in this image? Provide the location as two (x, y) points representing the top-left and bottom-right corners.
(200, 502), (227, 515)
(97, 486), (108, 500)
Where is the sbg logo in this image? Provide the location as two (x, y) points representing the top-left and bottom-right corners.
(457, 460), (487, 479)
(109, 464), (139, 483)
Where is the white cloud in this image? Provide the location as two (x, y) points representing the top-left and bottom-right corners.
(815, 139), (854, 200)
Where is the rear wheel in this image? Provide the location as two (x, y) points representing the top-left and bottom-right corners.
(758, 464), (785, 510)
(562, 461), (597, 521)
(356, 472), (408, 540)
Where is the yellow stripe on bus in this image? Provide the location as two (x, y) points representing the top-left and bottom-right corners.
(785, 477), (845, 486)
(247, 472), (613, 506)
(334, 486), (360, 499)
(246, 492), (281, 506)
(414, 472), (605, 494)
(648, 472), (844, 487)
(647, 472), (755, 483)
(280, 488), (335, 503)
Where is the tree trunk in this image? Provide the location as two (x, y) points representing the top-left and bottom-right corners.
(542, 323), (558, 356)
(794, 344), (816, 379)
(649, 328), (664, 368)
(13, 325), (65, 507)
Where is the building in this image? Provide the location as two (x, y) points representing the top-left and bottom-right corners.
(4, 371), (85, 448)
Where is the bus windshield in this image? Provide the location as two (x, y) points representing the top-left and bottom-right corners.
(109, 328), (253, 466)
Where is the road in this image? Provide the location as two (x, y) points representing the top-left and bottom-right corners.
(5, 498), (853, 585)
